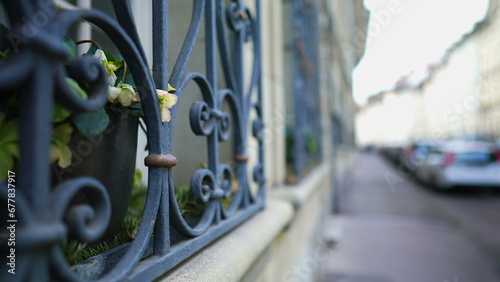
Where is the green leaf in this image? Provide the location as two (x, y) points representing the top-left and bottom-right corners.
(114, 62), (136, 89)
(168, 83), (176, 92)
(3, 143), (19, 158)
(7, 98), (20, 108)
(65, 78), (88, 100)
(128, 103), (143, 117)
(50, 123), (74, 168)
(53, 122), (74, 144)
(113, 59), (124, 69)
(57, 145), (72, 168)
(103, 49), (115, 62)
(133, 169), (142, 189)
(0, 119), (19, 144)
(51, 136), (65, 149)
(0, 149), (14, 180)
(85, 43), (98, 56)
(49, 144), (60, 164)
(63, 37), (77, 64)
(0, 24), (10, 52)
(53, 103), (71, 123)
(71, 109), (110, 139)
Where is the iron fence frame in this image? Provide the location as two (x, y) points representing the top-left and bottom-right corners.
(0, 0), (264, 281)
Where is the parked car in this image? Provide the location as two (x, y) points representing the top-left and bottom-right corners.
(379, 142), (406, 165)
(401, 140), (436, 173)
(414, 140), (500, 189)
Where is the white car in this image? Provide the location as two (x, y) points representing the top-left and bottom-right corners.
(415, 140), (500, 189)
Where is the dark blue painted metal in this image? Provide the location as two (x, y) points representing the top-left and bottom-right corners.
(0, 0), (263, 281)
(289, 0), (322, 179)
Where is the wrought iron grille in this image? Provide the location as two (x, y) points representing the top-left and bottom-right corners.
(0, 0), (263, 281)
(286, 0), (322, 179)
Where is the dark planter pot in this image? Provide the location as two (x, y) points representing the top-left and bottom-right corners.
(54, 107), (139, 242)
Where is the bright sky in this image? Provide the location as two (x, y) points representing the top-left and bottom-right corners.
(353, 0), (490, 105)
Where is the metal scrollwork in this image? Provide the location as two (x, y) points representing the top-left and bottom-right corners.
(0, 0), (263, 281)
(189, 101), (216, 136)
(51, 178), (111, 243)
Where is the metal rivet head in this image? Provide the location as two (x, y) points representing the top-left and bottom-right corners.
(235, 154), (249, 163)
(145, 154), (177, 167)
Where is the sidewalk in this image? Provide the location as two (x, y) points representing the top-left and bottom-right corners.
(321, 152), (500, 282)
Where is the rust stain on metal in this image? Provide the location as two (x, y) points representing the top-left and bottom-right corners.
(145, 154), (177, 167)
(235, 154), (249, 163)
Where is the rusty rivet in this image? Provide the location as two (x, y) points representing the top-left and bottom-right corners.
(145, 154), (177, 168)
(235, 154), (249, 163)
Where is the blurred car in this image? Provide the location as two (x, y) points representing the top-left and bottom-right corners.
(379, 142), (406, 164)
(401, 140), (436, 172)
(414, 140), (500, 189)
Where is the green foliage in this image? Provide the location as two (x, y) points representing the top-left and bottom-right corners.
(127, 186), (147, 218)
(63, 36), (77, 64)
(60, 240), (88, 265)
(303, 125), (319, 154)
(0, 115), (19, 180)
(285, 125), (295, 166)
(61, 169), (145, 265)
(102, 48), (116, 62)
(52, 103), (71, 123)
(61, 173), (236, 265)
(84, 42), (98, 56)
(65, 78), (88, 100)
(284, 125), (320, 184)
(79, 242), (111, 261)
(105, 102), (142, 117)
(0, 24), (10, 53)
(222, 176), (239, 210)
(61, 217), (141, 266)
(133, 168), (142, 189)
(50, 122), (74, 168)
(71, 109), (110, 139)
(175, 184), (205, 218)
(114, 55), (136, 89)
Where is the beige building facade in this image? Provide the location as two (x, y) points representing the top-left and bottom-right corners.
(45, 0), (369, 281)
(356, 0), (500, 147)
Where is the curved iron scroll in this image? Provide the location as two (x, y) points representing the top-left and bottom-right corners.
(0, 0), (263, 281)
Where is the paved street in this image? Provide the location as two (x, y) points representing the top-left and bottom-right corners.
(322, 152), (500, 282)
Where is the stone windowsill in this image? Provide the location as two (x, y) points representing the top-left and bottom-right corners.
(269, 162), (330, 209)
(159, 163), (330, 281)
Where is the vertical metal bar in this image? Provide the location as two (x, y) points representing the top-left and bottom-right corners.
(19, 62), (52, 215)
(256, 0), (265, 200)
(233, 0), (245, 110)
(18, 61), (53, 281)
(292, 0), (304, 178)
(206, 0), (219, 174)
(77, 0), (92, 54)
(153, 0), (168, 91)
(152, 0), (170, 256)
(205, 0), (216, 89)
(206, 0), (221, 223)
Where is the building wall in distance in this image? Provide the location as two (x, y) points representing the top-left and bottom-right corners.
(355, 1), (500, 146)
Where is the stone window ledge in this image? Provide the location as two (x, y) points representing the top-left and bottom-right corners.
(159, 199), (294, 281)
(270, 162), (330, 209)
(158, 163), (330, 281)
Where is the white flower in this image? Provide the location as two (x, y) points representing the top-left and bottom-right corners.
(108, 83), (138, 107)
(157, 86), (177, 122)
(94, 49), (117, 86)
(108, 86), (121, 103)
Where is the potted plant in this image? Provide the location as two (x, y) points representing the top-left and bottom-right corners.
(0, 37), (178, 241)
